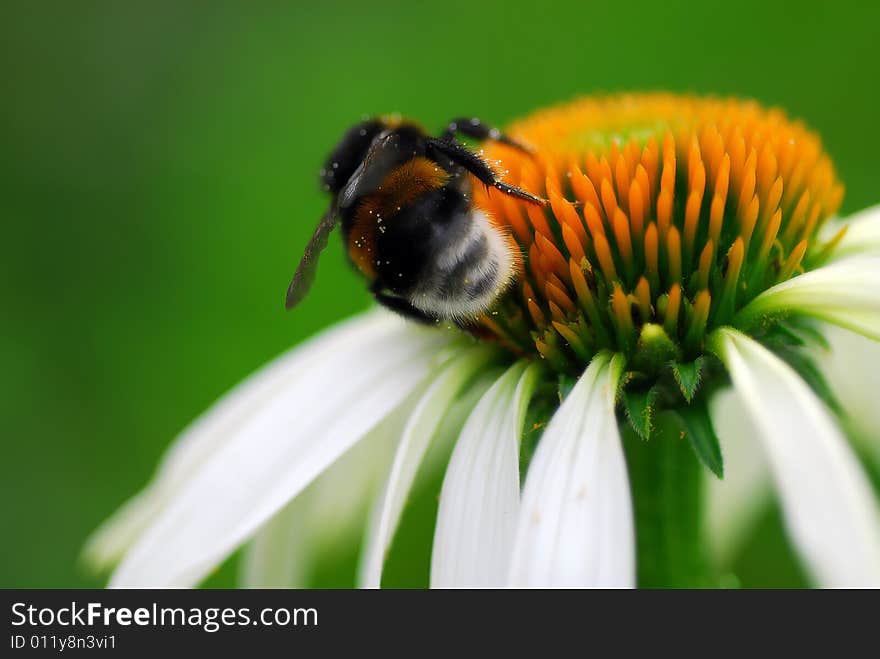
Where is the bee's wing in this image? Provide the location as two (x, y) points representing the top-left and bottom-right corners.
(338, 131), (403, 208)
(285, 203), (339, 310)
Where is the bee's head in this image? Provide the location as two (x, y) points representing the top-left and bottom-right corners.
(319, 119), (386, 194)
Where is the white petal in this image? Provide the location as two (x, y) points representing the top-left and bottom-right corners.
(705, 388), (771, 566)
(430, 361), (540, 588)
(358, 346), (497, 588)
(240, 498), (310, 588)
(242, 402), (410, 588)
(710, 328), (880, 587)
(736, 256), (880, 341)
(82, 493), (158, 572)
(806, 308), (880, 342)
(508, 353), (634, 588)
(419, 375), (499, 481)
(826, 204), (880, 260)
(84, 310), (404, 570)
(109, 315), (453, 587)
(814, 324), (880, 465)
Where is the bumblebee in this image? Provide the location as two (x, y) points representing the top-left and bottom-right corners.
(285, 116), (546, 324)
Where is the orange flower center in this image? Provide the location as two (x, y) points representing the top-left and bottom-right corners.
(474, 93), (844, 373)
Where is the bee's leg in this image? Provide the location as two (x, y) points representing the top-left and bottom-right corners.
(441, 117), (534, 154)
(426, 137), (548, 206)
(370, 282), (440, 325)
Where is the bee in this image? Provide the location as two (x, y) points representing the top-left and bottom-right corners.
(285, 115), (546, 324)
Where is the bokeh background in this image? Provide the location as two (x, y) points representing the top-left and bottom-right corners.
(2, 0), (878, 587)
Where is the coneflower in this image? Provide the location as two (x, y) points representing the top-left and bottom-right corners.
(86, 94), (880, 588)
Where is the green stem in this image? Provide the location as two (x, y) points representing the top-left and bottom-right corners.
(622, 415), (714, 588)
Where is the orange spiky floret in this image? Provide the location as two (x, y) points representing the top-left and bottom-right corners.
(475, 94), (844, 372)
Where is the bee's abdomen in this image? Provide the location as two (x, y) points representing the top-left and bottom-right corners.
(367, 183), (517, 322)
(408, 209), (517, 321)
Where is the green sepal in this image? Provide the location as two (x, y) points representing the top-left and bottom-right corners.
(623, 385), (660, 440)
(519, 381), (559, 484)
(663, 403), (724, 479)
(766, 322), (807, 348)
(672, 356), (706, 403)
(557, 373), (577, 403)
(782, 317), (831, 351)
(761, 318), (830, 351)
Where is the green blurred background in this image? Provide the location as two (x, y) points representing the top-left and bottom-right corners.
(2, 0), (878, 588)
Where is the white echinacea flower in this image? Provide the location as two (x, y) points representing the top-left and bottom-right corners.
(85, 95), (880, 588)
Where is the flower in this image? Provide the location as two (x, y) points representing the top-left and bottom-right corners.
(85, 94), (880, 588)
